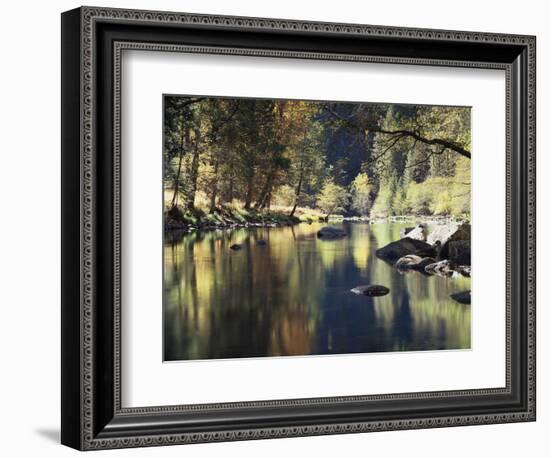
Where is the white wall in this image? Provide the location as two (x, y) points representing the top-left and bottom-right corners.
(0, 0), (545, 456)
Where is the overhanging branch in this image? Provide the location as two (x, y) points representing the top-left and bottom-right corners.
(325, 105), (471, 159)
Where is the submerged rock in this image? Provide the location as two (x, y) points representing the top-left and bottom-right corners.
(375, 237), (434, 265)
(317, 226), (347, 239)
(350, 285), (390, 297)
(230, 244), (243, 250)
(257, 239), (267, 246)
(450, 290), (471, 304)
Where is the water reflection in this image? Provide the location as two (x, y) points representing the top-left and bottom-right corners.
(164, 222), (471, 361)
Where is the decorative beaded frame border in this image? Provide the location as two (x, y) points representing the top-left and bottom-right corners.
(73, 6), (535, 450)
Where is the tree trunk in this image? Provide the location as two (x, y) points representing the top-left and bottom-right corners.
(186, 129), (201, 210)
(225, 155), (235, 204)
(256, 169), (274, 210)
(209, 159), (219, 213)
(170, 123), (188, 209)
(289, 167), (304, 217)
(266, 188), (272, 210)
(244, 170), (255, 210)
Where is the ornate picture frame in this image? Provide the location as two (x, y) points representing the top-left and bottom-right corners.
(61, 6), (536, 450)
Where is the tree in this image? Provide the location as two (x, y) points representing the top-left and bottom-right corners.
(370, 178), (394, 218)
(326, 103), (472, 160)
(163, 95), (471, 223)
(163, 96), (205, 210)
(280, 102), (325, 216)
(254, 102), (290, 210)
(316, 181), (349, 219)
(350, 172), (371, 216)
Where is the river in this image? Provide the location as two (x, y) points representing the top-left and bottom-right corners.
(163, 221), (471, 361)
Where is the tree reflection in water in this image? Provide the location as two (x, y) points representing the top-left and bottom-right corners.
(163, 222), (471, 361)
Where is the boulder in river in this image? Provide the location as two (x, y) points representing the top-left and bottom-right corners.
(399, 224), (427, 241)
(350, 285), (390, 297)
(450, 290), (471, 305)
(395, 255), (437, 273)
(399, 226), (414, 238)
(442, 240), (471, 265)
(230, 243), (243, 250)
(427, 222), (470, 247)
(317, 226), (347, 239)
(414, 242), (439, 258)
(375, 237), (434, 265)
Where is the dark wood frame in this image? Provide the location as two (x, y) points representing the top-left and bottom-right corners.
(61, 6), (536, 450)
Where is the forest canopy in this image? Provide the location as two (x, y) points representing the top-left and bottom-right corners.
(163, 96), (471, 226)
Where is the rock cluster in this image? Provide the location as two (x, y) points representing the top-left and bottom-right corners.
(376, 222), (471, 279)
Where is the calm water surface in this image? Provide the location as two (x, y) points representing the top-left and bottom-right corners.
(164, 222), (471, 361)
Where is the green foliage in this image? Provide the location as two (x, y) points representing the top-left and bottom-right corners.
(404, 176), (470, 217)
(163, 96), (471, 224)
(392, 180), (409, 215)
(366, 103), (471, 218)
(350, 172), (371, 216)
(371, 171), (470, 218)
(371, 180), (394, 218)
(271, 184), (297, 207)
(448, 156), (471, 217)
(316, 181), (349, 217)
(405, 181), (433, 215)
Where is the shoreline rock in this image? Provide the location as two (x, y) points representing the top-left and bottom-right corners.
(165, 217), (300, 233)
(375, 237), (434, 265)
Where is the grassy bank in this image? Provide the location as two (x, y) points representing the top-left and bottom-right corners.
(164, 203), (325, 231)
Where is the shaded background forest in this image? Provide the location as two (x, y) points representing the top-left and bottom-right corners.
(163, 96), (471, 225)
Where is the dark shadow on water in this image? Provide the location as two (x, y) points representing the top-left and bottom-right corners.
(35, 428), (59, 443)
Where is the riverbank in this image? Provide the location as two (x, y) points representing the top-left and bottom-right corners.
(369, 215), (470, 225)
(165, 204), (469, 233)
(165, 205), (303, 232)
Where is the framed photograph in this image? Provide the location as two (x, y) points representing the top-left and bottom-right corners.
(61, 6), (536, 450)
